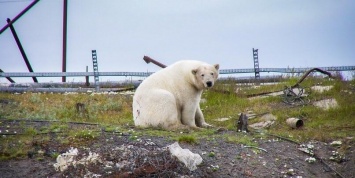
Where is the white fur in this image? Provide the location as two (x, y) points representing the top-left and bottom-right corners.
(132, 60), (219, 130)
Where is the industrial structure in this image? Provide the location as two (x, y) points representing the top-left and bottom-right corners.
(1, 1), (354, 88)
(1, 66), (354, 78)
(91, 50), (100, 91)
(0, 0), (69, 83)
(252, 48), (260, 80)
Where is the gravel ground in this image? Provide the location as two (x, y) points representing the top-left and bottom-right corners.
(0, 120), (354, 178)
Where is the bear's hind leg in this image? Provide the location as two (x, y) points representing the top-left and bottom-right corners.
(140, 89), (184, 129)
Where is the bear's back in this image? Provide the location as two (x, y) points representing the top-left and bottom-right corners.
(137, 60), (206, 91)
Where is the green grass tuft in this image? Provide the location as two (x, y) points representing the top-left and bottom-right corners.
(178, 135), (197, 144)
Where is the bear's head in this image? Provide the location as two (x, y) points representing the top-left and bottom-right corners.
(192, 64), (219, 90)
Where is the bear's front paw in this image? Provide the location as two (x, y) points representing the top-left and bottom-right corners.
(201, 123), (214, 128)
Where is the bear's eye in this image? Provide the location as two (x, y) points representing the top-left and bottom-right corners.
(201, 74), (205, 77)
(211, 73), (214, 75)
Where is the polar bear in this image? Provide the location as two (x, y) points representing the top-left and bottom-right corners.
(132, 60), (219, 130)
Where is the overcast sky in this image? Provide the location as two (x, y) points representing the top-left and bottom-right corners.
(0, 0), (354, 83)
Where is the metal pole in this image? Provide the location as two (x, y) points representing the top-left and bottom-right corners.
(0, 0), (40, 35)
(143, 56), (167, 68)
(6, 18), (38, 83)
(62, 0), (68, 82)
(85, 66), (89, 86)
(291, 68), (333, 88)
(0, 69), (15, 83)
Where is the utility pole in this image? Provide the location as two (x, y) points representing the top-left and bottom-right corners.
(62, 0), (68, 82)
(7, 18), (38, 83)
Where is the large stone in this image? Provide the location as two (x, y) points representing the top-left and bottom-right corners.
(249, 113), (277, 129)
(168, 142), (202, 171)
(313, 98), (338, 110)
(311, 86), (333, 93)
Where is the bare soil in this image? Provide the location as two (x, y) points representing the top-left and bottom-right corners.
(0, 120), (354, 178)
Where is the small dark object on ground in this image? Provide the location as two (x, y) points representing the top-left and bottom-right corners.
(76, 103), (85, 113)
(237, 113), (249, 132)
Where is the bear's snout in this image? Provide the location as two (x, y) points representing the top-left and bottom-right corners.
(206, 81), (213, 87)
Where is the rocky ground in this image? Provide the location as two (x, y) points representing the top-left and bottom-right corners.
(0, 120), (353, 178)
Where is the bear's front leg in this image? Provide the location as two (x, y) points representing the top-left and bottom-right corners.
(195, 105), (213, 128)
(181, 104), (200, 129)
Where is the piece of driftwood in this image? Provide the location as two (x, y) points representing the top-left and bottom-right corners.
(76, 103), (85, 113)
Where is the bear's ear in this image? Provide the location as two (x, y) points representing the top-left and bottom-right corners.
(192, 69), (198, 75)
(214, 64), (220, 70)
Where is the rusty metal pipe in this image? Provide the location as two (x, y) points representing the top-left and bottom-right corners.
(291, 68), (333, 88)
(143, 56), (167, 68)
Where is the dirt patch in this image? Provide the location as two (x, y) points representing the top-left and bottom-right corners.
(0, 120), (354, 178)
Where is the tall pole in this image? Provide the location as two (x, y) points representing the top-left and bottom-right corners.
(0, 69), (15, 83)
(0, 0), (40, 35)
(7, 18), (38, 83)
(253, 48), (260, 79)
(253, 48), (260, 85)
(62, 0), (68, 82)
(85, 66), (89, 86)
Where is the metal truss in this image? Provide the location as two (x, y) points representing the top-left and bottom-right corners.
(0, 66), (354, 78)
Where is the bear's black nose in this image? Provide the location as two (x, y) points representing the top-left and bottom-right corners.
(206, 81), (212, 87)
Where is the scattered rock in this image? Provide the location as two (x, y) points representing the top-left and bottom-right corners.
(305, 157), (316, 163)
(248, 91), (284, 100)
(313, 98), (338, 110)
(119, 91), (135, 95)
(342, 90), (353, 95)
(249, 121), (275, 129)
(215, 118), (230, 122)
(330, 140), (342, 146)
(311, 85), (333, 93)
(242, 110), (257, 119)
(329, 150), (346, 163)
(298, 143), (315, 156)
(249, 113), (277, 130)
(261, 113), (277, 121)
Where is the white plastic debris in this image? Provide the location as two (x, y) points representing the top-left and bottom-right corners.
(76, 152), (102, 166)
(53, 147), (79, 172)
(305, 157), (316, 163)
(330, 140), (342, 146)
(298, 143), (314, 156)
(168, 142), (203, 171)
(53, 147), (102, 172)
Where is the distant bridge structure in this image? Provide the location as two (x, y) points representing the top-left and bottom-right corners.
(1, 66), (354, 80)
(220, 66), (355, 74)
